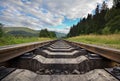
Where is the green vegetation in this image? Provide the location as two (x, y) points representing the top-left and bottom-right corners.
(3, 27), (38, 34)
(7, 30), (38, 37)
(1, 0), (120, 47)
(0, 26), (55, 46)
(3, 27), (39, 37)
(0, 23), (4, 37)
(67, 0), (120, 49)
(67, 1), (120, 37)
(55, 32), (66, 38)
(39, 29), (56, 38)
(0, 35), (52, 46)
(67, 34), (120, 49)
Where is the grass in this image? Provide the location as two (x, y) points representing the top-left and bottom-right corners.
(67, 34), (120, 49)
(0, 35), (53, 46)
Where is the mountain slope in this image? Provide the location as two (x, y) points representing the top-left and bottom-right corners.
(55, 32), (67, 38)
(3, 27), (39, 37)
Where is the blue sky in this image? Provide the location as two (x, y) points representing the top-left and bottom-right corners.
(0, 0), (113, 33)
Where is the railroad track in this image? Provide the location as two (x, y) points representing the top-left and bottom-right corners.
(0, 40), (120, 81)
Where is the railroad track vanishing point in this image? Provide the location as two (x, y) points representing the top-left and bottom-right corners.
(0, 40), (120, 81)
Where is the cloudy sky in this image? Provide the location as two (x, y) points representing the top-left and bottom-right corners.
(0, 0), (113, 33)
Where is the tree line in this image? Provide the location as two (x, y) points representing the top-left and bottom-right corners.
(39, 29), (56, 38)
(67, 0), (120, 37)
(0, 23), (4, 37)
(0, 24), (56, 38)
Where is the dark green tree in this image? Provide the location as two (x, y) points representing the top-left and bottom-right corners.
(49, 31), (56, 38)
(113, 0), (120, 8)
(105, 1), (120, 34)
(0, 23), (4, 37)
(39, 29), (56, 38)
(67, 1), (120, 37)
(101, 1), (108, 10)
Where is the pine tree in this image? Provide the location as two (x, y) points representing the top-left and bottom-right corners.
(39, 29), (56, 38)
(0, 23), (3, 37)
(101, 1), (108, 11)
(95, 5), (100, 14)
(113, 0), (120, 8)
(67, 1), (120, 37)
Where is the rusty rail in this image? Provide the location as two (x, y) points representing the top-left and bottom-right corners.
(0, 39), (120, 64)
(0, 40), (55, 63)
(65, 40), (120, 63)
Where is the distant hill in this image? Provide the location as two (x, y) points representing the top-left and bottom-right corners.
(3, 27), (39, 37)
(3, 27), (67, 38)
(55, 32), (67, 38)
(3, 27), (38, 33)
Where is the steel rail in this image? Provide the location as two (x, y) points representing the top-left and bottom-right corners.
(0, 40), (55, 63)
(0, 39), (120, 64)
(65, 40), (120, 63)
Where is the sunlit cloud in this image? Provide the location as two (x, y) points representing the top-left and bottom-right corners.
(0, 0), (113, 33)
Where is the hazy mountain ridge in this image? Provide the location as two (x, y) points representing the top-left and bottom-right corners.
(3, 27), (39, 33)
(3, 27), (39, 37)
(55, 32), (67, 38)
(3, 27), (66, 38)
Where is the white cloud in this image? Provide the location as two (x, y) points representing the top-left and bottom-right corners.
(0, 0), (113, 33)
(43, 0), (106, 19)
(46, 27), (70, 34)
(107, 0), (113, 8)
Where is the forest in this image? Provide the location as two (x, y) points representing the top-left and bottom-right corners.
(67, 0), (120, 37)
